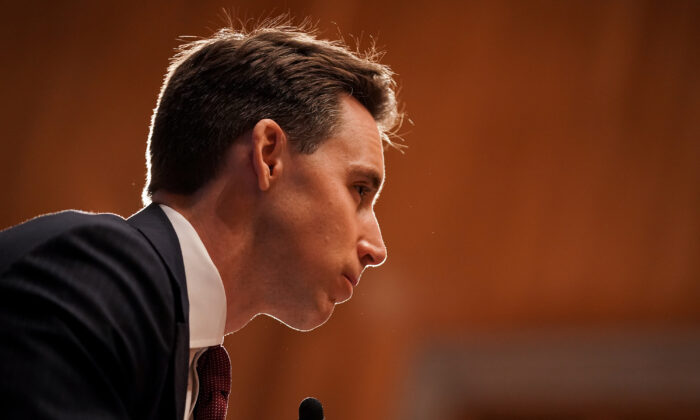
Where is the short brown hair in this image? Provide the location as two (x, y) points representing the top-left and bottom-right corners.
(144, 18), (400, 199)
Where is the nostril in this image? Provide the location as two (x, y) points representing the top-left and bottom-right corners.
(358, 232), (388, 268)
(359, 244), (386, 268)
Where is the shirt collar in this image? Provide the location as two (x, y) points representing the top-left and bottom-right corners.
(159, 204), (226, 348)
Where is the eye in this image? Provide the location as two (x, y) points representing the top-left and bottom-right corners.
(354, 185), (370, 199)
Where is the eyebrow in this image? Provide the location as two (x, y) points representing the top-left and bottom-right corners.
(349, 164), (384, 192)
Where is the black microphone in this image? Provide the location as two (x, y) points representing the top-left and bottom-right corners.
(298, 397), (324, 420)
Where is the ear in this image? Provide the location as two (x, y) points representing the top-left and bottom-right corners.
(251, 119), (287, 191)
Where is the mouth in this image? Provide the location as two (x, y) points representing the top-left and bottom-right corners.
(343, 274), (359, 287)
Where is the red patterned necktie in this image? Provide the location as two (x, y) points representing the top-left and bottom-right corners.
(194, 345), (232, 420)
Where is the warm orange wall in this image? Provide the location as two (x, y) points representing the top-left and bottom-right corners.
(2, 1), (699, 419)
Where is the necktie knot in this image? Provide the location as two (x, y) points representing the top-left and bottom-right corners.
(194, 345), (231, 420)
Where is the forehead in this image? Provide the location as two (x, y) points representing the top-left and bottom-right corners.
(325, 96), (385, 173)
(291, 95), (385, 192)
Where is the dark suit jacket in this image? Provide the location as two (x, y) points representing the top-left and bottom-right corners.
(0, 204), (190, 419)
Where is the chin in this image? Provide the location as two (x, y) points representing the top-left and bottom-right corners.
(265, 300), (336, 332)
(298, 304), (336, 331)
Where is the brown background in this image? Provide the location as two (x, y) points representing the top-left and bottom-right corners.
(2, 1), (699, 419)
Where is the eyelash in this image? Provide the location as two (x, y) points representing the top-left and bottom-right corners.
(354, 185), (370, 199)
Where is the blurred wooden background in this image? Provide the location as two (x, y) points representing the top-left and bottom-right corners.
(1, 1), (699, 419)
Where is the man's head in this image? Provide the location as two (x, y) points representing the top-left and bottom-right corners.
(144, 19), (399, 201)
(145, 19), (400, 332)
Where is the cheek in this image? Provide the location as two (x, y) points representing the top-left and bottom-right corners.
(298, 200), (357, 267)
(270, 179), (358, 263)
(304, 205), (344, 253)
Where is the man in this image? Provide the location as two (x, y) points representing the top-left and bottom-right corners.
(0, 19), (400, 419)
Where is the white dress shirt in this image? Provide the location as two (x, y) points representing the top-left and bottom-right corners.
(159, 205), (227, 420)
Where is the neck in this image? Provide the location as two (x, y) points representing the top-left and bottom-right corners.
(152, 188), (261, 334)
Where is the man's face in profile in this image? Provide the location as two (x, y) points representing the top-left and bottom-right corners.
(260, 96), (388, 331)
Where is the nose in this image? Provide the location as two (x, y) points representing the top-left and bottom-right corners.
(357, 212), (388, 268)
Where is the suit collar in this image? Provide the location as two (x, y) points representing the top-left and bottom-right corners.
(127, 203), (188, 320)
(127, 203), (189, 420)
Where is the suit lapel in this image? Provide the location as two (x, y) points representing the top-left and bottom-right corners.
(127, 203), (189, 420)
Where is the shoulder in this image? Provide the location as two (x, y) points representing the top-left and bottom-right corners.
(0, 209), (175, 327)
(1, 210), (157, 273)
(0, 210), (179, 417)
(1, 209), (174, 309)
(2, 209), (137, 244)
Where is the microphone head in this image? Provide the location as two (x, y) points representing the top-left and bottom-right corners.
(298, 397), (324, 420)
